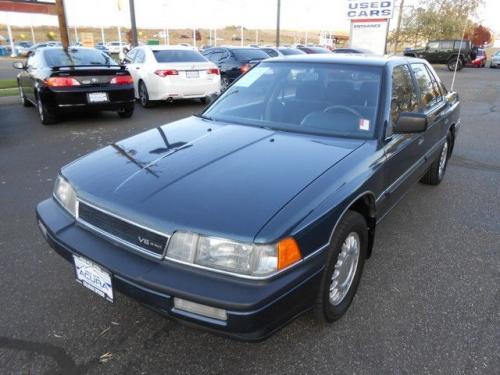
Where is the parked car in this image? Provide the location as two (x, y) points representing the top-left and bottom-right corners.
(259, 47), (306, 57)
(490, 51), (500, 68)
(0, 45), (12, 56)
(404, 40), (474, 71)
(95, 43), (109, 52)
(14, 47), (135, 125)
(123, 45), (220, 107)
(15, 41), (33, 56)
(28, 41), (62, 55)
(297, 46), (332, 54)
(467, 48), (487, 68)
(37, 54), (460, 340)
(332, 47), (373, 54)
(202, 46), (269, 90)
(106, 41), (129, 54)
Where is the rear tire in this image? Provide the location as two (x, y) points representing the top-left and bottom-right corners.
(447, 57), (463, 71)
(36, 93), (57, 125)
(313, 211), (368, 323)
(138, 81), (153, 108)
(117, 105), (134, 119)
(221, 77), (230, 92)
(420, 132), (451, 186)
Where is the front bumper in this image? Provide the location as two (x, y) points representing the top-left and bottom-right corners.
(490, 61), (500, 68)
(36, 198), (324, 341)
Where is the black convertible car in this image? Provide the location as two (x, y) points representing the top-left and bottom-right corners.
(37, 55), (460, 340)
(14, 47), (135, 125)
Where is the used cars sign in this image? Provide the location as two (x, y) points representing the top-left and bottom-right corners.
(346, 0), (395, 19)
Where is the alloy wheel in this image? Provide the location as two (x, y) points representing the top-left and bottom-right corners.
(438, 140), (449, 179)
(37, 96), (44, 121)
(329, 232), (360, 306)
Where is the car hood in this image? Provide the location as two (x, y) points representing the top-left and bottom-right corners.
(63, 117), (365, 242)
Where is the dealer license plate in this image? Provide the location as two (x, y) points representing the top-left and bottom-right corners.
(186, 71), (199, 78)
(73, 255), (114, 302)
(87, 92), (109, 103)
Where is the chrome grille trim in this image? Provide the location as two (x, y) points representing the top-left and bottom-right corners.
(76, 199), (170, 259)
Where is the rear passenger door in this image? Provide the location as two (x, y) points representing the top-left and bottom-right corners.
(410, 63), (449, 161)
(378, 64), (425, 216)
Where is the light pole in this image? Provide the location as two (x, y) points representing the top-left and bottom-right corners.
(129, 0), (138, 47)
(55, 0), (70, 50)
(393, 0), (405, 54)
(276, 0), (281, 47)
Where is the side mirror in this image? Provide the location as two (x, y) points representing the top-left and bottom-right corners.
(13, 61), (25, 70)
(393, 113), (428, 134)
(445, 91), (458, 105)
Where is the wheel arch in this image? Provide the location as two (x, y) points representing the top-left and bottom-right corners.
(448, 123), (457, 155)
(328, 192), (377, 259)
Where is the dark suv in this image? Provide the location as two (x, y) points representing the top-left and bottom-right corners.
(201, 47), (269, 90)
(404, 40), (474, 71)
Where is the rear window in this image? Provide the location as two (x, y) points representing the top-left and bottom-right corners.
(231, 48), (269, 61)
(308, 47), (332, 54)
(43, 48), (116, 67)
(153, 49), (207, 63)
(279, 48), (305, 56)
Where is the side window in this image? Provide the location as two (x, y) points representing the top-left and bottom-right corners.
(439, 41), (454, 49)
(424, 65), (443, 103)
(411, 63), (439, 110)
(134, 49), (145, 64)
(427, 41), (439, 50)
(454, 41), (467, 50)
(391, 65), (418, 124)
(27, 51), (39, 68)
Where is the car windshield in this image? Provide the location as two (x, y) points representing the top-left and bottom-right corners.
(43, 49), (116, 66)
(203, 62), (382, 139)
(280, 48), (306, 56)
(494, 51), (500, 57)
(231, 48), (270, 61)
(153, 50), (207, 63)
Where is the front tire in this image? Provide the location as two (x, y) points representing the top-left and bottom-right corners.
(18, 83), (32, 107)
(37, 93), (57, 125)
(313, 211), (368, 322)
(420, 132), (451, 185)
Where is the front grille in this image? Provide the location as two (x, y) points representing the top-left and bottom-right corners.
(78, 202), (169, 257)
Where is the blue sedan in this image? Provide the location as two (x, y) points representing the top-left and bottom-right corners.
(37, 54), (460, 340)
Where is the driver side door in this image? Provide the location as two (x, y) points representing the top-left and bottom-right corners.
(378, 64), (426, 217)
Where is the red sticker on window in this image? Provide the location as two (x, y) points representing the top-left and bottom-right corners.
(359, 119), (370, 131)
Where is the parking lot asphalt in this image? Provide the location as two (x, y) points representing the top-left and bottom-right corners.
(0, 58), (21, 80)
(1, 66), (499, 375)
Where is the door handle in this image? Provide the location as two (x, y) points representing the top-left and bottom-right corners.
(136, 67), (140, 70)
(418, 137), (424, 146)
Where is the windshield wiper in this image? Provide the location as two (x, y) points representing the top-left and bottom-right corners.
(195, 114), (215, 121)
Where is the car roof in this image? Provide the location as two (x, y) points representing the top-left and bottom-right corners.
(263, 53), (423, 67)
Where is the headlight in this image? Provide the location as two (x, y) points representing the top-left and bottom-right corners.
(166, 232), (302, 277)
(53, 175), (77, 217)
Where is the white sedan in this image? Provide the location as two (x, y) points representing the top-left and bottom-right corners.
(124, 45), (221, 107)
